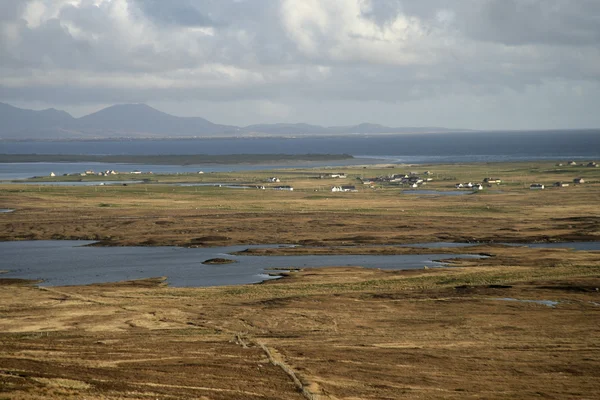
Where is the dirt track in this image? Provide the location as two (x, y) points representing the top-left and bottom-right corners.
(1, 257), (599, 399)
(1, 161), (599, 398)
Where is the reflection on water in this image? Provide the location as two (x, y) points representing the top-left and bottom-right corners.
(2, 240), (597, 287)
(492, 298), (559, 307)
(3, 181), (144, 186)
(0, 240), (485, 288)
(505, 242), (600, 251)
(398, 242), (477, 248)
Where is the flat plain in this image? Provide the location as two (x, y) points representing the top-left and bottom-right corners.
(1, 161), (599, 399)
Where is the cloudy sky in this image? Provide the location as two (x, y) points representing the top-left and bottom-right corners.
(1, 0), (599, 129)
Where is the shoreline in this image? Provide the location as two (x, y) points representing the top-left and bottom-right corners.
(0, 153), (354, 165)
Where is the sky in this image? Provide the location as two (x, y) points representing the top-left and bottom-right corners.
(0, 0), (599, 130)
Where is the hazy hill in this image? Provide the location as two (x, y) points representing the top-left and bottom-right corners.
(76, 104), (239, 136)
(0, 102), (75, 139)
(0, 102), (464, 139)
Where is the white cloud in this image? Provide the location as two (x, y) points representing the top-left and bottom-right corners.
(0, 0), (599, 129)
(281, 0), (433, 65)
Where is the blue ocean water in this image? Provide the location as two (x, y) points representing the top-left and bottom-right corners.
(1, 131), (598, 180)
(2, 130), (599, 160)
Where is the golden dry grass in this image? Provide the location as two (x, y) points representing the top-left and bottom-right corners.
(1, 161), (599, 246)
(1, 258), (599, 399)
(1, 161), (599, 399)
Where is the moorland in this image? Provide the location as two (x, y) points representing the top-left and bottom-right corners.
(1, 160), (599, 399)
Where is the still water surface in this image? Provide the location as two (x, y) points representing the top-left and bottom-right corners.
(0, 241), (484, 287)
(2, 241), (597, 287)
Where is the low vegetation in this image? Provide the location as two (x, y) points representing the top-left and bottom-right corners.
(0, 160), (599, 399)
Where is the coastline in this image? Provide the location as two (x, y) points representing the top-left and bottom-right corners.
(0, 153), (354, 165)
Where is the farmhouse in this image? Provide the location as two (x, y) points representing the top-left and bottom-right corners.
(483, 177), (502, 184)
(332, 185), (357, 192)
(553, 182), (569, 187)
(330, 173), (347, 178)
(389, 174), (406, 182)
(267, 177), (280, 183)
(530, 184), (545, 190)
(399, 176), (424, 186)
(573, 178), (585, 184)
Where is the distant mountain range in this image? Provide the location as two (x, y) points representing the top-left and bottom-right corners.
(0, 102), (465, 140)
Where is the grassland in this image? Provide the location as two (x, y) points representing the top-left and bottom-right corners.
(1, 160), (599, 399)
(1, 161), (598, 246)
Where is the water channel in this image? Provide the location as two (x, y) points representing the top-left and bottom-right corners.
(1, 241), (597, 288)
(0, 241), (486, 287)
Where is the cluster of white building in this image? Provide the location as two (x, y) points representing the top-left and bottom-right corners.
(531, 178), (585, 190)
(49, 169), (153, 177)
(455, 182), (484, 190)
(331, 185), (357, 192)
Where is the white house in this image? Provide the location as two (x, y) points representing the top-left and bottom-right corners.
(330, 173), (347, 178)
(332, 186), (357, 192)
(483, 178), (502, 184)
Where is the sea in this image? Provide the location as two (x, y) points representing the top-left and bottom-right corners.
(1, 130), (599, 180)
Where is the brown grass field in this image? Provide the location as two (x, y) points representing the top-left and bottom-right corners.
(1, 161), (599, 399)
